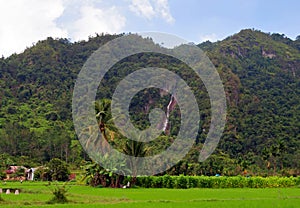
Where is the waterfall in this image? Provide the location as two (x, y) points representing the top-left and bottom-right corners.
(163, 95), (176, 133)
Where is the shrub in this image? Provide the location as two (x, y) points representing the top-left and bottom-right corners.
(187, 176), (198, 188)
(175, 175), (188, 189)
(34, 167), (52, 181)
(47, 158), (70, 181)
(46, 182), (70, 204)
(134, 175), (300, 189)
(150, 176), (163, 188)
(162, 175), (174, 188)
(197, 176), (212, 188)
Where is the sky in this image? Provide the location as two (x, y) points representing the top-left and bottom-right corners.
(0, 0), (299, 57)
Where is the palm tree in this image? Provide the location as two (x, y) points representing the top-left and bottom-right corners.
(122, 134), (149, 184)
(94, 99), (119, 153)
(95, 99), (113, 141)
(79, 99), (118, 154)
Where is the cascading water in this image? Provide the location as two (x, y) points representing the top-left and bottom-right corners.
(163, 95), (177, 134)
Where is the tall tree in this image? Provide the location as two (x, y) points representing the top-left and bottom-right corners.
(94, 99), (119, 152)
(122, 134), (149, 184)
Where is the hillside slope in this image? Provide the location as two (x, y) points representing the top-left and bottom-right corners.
(0, 29), (299, 175)
(201, 29), (300, 173)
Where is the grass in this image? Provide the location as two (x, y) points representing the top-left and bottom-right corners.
(0, 181), (299, 207)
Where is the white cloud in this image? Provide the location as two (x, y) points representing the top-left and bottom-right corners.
(0, 0), (174, 57)
(129, 0), (155, 20)
(154, 0), (174, 24)
(0, 0), (67, 57)
(69, 5), (126, 41)
(129, 0), (174, 23)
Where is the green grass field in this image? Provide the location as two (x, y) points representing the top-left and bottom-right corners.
(0, 181), (299, 207)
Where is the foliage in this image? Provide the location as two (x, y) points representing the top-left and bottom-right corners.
(33, 167), (51, 181)
(46, 182), (70, 204)
(81, 159), (127, 188)
(135, 175), (300, 189)
(122, 138), (148, 182)
(46, 158), (70, 181)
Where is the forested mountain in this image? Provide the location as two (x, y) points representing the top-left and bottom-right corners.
(0, 29), (299, 176)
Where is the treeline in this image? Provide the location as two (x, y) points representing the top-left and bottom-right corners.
(0, 122), (86, 167)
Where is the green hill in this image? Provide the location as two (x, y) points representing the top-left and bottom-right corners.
(0, 29), (299, 176)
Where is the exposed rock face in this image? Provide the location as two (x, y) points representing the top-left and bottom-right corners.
(262, 49), (276, 58)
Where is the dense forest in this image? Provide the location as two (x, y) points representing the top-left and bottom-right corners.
(0, 29), (299, 177)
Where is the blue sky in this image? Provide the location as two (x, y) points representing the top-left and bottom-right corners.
(0, 0), (299, 57)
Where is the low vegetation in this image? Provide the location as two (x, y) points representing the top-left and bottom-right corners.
(0, 181), (299, 207)
(135, 175), (300, 188)
(45, 182), (70, 204)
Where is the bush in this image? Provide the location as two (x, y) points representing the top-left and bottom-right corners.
(134, 176), (300, 189)
(34, 167), (51, 181)
(47, 158), (70, 181)
(46, 182), (70, 204)
(187, 176), (198, 188)
(150, 176), (163, 188)
(175, 175), (188, 189)
(197, 176), (212, 188)
(162, 175), (174, 188)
